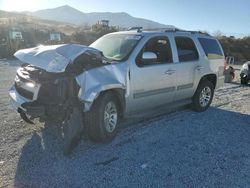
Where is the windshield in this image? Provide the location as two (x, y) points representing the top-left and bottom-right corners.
(90, 34), (142, 61)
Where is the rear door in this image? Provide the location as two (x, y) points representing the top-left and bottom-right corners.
(172, 36), (201, 101)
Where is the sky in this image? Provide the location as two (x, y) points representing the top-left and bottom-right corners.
(0, 0), (249, 37)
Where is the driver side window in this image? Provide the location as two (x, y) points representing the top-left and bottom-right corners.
(136, 36), (173, 67)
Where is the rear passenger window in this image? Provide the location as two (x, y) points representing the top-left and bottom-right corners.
(175, 37), (199, 62)
(198, 38), (224, 59)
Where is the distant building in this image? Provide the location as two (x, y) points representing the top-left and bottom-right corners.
(9, 31), (23, 40)
(0, 17), (18, 25)
(6, 29), (24, 53)
(0, 18), (9, 25)
(50, 33), (61, 41)
(98, 20), (109, 27)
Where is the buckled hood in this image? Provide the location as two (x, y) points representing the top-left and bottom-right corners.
(14, 44), (100, 73)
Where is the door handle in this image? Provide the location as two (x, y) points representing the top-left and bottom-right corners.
(164, 69), (176, 75)
(195, 66), (204, 71)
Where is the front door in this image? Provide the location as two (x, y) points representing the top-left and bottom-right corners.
(128, 36), (176, 113)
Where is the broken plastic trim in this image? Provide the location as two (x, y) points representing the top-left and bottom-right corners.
(18, 108), (34, 124)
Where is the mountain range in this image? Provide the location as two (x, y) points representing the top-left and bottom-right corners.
(26, 5), (174, 29)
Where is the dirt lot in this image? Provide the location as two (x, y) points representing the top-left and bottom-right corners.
(0, 59), (250, 188)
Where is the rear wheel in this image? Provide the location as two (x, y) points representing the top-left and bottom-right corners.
(192, 80), (214, 112)
(85, 92), (120, 143)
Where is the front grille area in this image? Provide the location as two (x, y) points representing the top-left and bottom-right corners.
(15, 82), (34, 100)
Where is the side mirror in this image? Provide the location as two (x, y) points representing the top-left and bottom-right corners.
(141, 52), (157, 64)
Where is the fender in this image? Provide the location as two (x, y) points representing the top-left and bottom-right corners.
(75, 63), (127, 111)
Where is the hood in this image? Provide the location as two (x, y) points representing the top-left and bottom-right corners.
(14, 44), (101, 73)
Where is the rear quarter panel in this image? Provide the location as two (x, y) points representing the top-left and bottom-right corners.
(194, 36), (225, 89)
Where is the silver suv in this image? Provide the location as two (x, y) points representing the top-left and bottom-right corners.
(9, 29), (225, 152)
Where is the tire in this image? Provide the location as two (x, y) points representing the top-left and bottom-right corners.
(192, 80), (214, 112)
(240, 73), (249, 85)
(85, 92), (120, 143)
(241, 79), (248, 85)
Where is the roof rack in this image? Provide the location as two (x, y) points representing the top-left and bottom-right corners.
(164, 28), (182, 32)
(127, 27), (143, 32)
(189, 31), (210, 36)
(166, 29), (210, 36)
(127, 27), (210, 36)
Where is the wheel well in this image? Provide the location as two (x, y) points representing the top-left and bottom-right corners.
(199, 74), (217, 88)
(100, 89), (125, 118)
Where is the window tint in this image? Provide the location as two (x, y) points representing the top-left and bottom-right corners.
(175, 37), (199, 62)
(198, 38), (224, 59)
(136, 36), (173, 66)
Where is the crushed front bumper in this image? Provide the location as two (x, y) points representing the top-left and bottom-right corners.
(9, 85), (45, 118)
(9, 85), (30, 112)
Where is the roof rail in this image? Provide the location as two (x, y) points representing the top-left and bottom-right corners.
(164, 28), (182, 32)
(169, 29), (210, 36)
(127, 27), (210, 36)
(142, 27), (178, 32)
(128, 27), (143, 32)
(188, 30), (210, 36)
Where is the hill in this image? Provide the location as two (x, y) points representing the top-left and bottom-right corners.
(28, 5), (175, 29)
(1, 8), (249, 62)
(0, 10), (80, 35)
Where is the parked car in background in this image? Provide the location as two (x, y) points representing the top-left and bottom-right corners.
(240, 61), (250, 85)
(9, 28), (225, 153)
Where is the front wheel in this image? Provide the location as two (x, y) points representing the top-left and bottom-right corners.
(192, 80), (214, 112)
(240, 73), (249, 85)
(240, 78), (248, 85)
(85, 92), (120, 143)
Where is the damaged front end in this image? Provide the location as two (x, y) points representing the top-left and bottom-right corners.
(9, 42), (128, 154)
(10, 64), (79, 123)
(9, 44), (110, 154)
(9, 44), (105, 124)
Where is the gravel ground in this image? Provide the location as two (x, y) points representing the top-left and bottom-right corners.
(0, 59), (250, 188)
